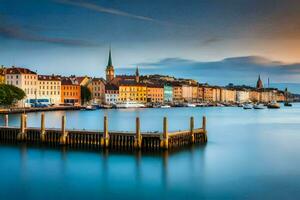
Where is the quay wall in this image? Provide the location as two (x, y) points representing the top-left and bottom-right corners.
(0, 114), (207, 151)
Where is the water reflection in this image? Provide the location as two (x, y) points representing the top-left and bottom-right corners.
(1, 104), (300, 199)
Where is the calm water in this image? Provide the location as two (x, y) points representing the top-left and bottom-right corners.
(0, 104), (300, 199)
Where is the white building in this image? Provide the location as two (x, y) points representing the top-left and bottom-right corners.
(104, 84), (119, 105)
(236, 90), (250, 103)
(37, 75), (61, 105)
(5, 67), (38, 106)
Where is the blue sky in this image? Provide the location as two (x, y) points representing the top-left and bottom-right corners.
(1, 0), (300, 92)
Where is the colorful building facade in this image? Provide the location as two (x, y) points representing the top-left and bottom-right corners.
(61, 77), (81, 105)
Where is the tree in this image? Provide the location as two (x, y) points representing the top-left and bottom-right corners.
(0, 84), (26, 106)
(81, 85), (91, 105)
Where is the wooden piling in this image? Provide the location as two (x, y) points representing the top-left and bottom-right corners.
(202, 116), (206, 131)
(17, 114), (26, 141)
(4, 114), (8, 127)
(160, 117), (169, 149)
(101, 116), (109, 148)
(40, 113), (46, 142)
(134, 117), (142, 149)
(190, 116), (195, 143)
(60, 115), (67, 145)
(202, 116), (207, 142)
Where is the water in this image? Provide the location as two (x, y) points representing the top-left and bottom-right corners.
(0, 104), (300, 199)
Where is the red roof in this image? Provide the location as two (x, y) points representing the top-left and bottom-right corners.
(5, 67), (36, 75)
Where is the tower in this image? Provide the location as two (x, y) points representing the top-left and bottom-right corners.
(256, 75), (263, 89)
(135, 66), (140, 83)
(105, 48), (115, 82)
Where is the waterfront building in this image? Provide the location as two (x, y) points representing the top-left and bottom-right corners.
(37, 75), (61, 105)
(146, 84), (164, 103)
(5, 67), (38, 106)
(192, 85), (198, 102)
(163, 84), (173, 103)
(249, 90), (260, 102)
(172, 84), (183, 102)
(105, 48), (115, 82)
(61, 77), (81, 105)
(203, 86), (215, 102)
(90, 78), (106, 104)
(236, 90), (250, 103)
(256, 75), (263, 89)
(276, 91), (285, 102)
(259, 89), (277, 103)
(197, 85), (205, 101)
(220, 88), (236, 102)
(119, 82), (147, 103)
(104, 84), (119, 105)
(182, 85), (193, 102)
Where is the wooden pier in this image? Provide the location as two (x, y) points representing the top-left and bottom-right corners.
(0, 114), (207, 151)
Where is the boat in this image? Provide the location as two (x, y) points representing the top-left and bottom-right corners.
(85, 105), (97, 110)
(115, 101), (145, 108)
(160, 105), (171, 108)
(284, 102), (292, 107)
(243, 103), (253, 109)
(253, 104), (265, 109)
(186, 103), (196, 107)
(267, 101), (280, 109)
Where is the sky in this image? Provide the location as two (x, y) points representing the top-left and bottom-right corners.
(0, 0), (300, 92)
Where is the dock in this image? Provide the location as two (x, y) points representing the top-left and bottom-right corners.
(0, 114), (207, 151)
(0, 106), (85, 114)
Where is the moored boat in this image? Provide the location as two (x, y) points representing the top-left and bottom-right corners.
(243, 103), (253, 109)
(267, 101), (280, 109)
(160, 105), (171, 108)
(284, 102), (292, 107)
(115, 101), (145, 108)
(253, 104), (265, 109)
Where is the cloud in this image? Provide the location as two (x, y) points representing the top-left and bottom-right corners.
(55, 0), (168, 25)
(0, 16), (101, 47)
(201, 37), (222, 46)
(125, 56), (300, 87)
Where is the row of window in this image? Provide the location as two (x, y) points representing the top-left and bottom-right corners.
(40, 81), (60, 85)
(63, 92), (79, 96)
(39, 91), (60, 95)
(40, 86), (60, 90)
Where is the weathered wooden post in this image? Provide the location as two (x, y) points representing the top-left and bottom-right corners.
(134, 117), (142, 149)
(160, 117), (169, 149)
(60, 115), (67, 145)
(202, 116), (207, 142)
(202, 116), (206, 131)
(40, 113), (46, 142)
(101, 116), (109, 148)
(4, 114), (8, 127)
(24, 114), (27, 129)
(190, 116), (195, 143)
(17, 114), (27, 141)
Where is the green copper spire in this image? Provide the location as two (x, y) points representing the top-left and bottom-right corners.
(107, 47), (112, 67)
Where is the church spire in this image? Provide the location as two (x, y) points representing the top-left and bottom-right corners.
(107, 47), (112, 67)
(135, 66), (140, 83)
(105, 47), (115, 82)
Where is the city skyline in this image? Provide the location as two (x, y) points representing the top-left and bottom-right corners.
(1, 0), (300, 92)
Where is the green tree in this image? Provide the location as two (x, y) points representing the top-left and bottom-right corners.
(0, 84), (26, 106)
(81, 86), (91, 105)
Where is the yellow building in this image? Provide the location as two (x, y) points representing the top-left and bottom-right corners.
(172, 84), (183, 102)
(146, 85), (164, 103)
(119, 82), (147, 103)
